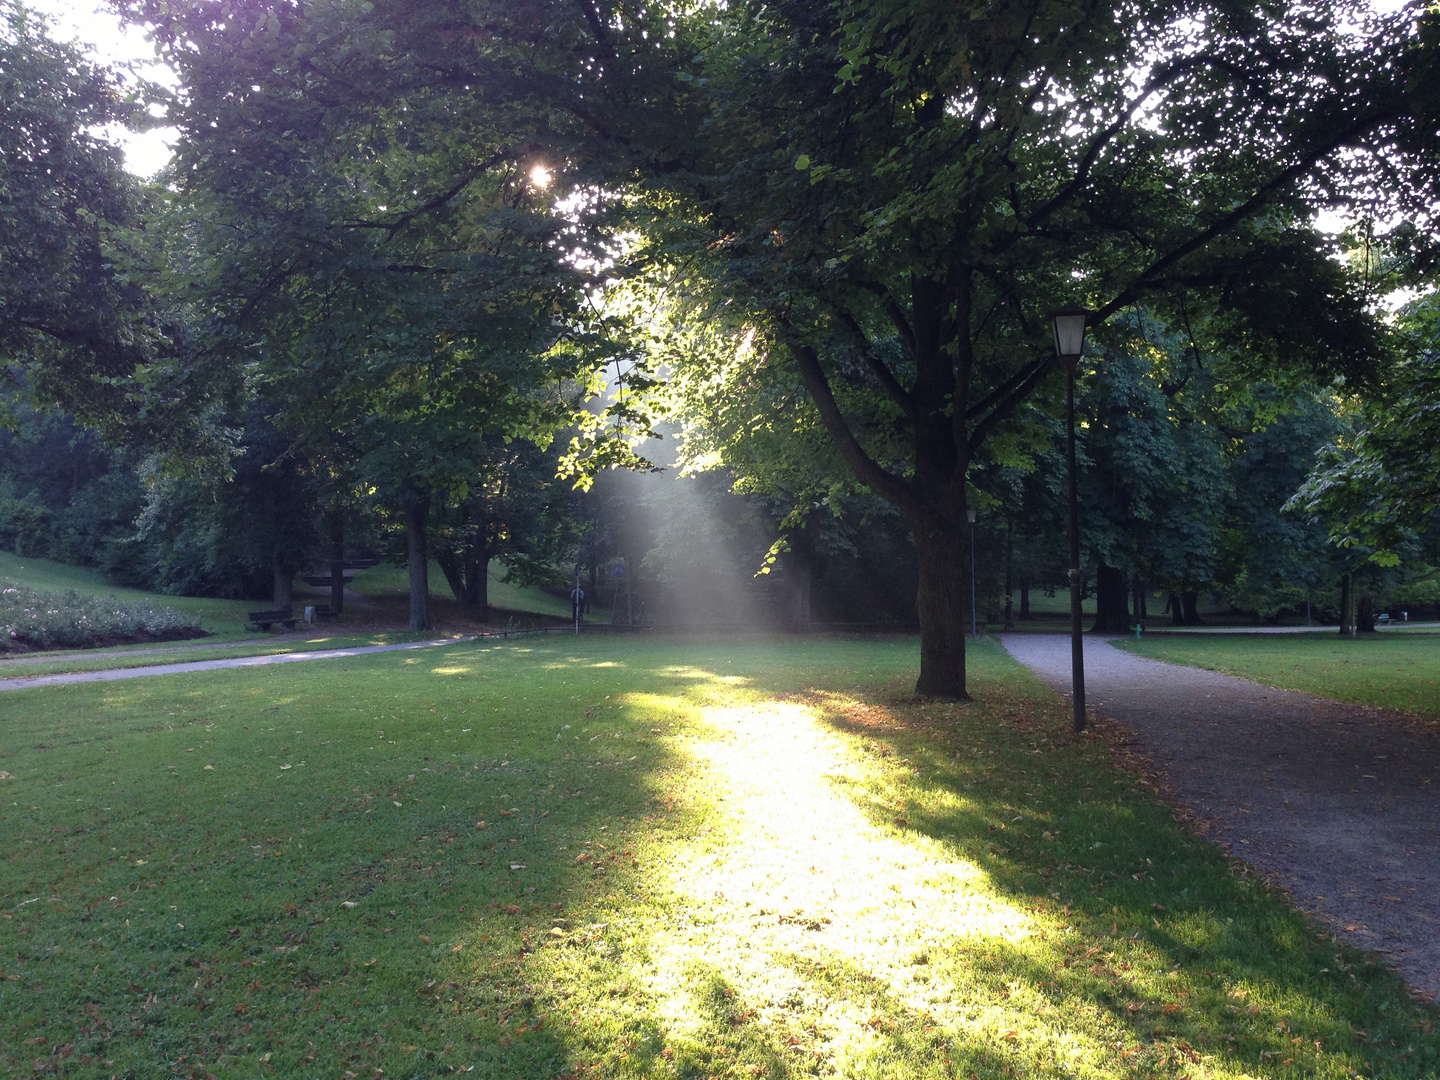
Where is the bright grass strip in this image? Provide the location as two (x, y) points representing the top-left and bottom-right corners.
(1118, 632), (1440, 719)
(0, 636), (1433, 1078)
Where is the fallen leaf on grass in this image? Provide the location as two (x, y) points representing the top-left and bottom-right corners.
(341, 901), (358, 909)
(420, 935), (431, 945)
(1001, 1030), (1019, 1042)
(280, 764), (292, 771)
(509, 864), (525, 871)
(203, 765), (214, 771)
(475, 821), (487, 829)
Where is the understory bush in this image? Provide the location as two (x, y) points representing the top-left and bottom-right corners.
(0, 583), (202, 650)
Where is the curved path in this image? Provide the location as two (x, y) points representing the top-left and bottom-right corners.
(0, 637), (464, 693)
(1003, 633), (1440, 997)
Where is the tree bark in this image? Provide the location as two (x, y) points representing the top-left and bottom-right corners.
(1091, 563), (1130, 633)
(329, 510), (344, 615)
(1356, 592), (1375, 633)
(1019, 578), (1031, 620)
(1338, 572), (1351, 635)
(789, 555), (812, 633)
(910, 515), (970, 699)
(406, 494), (430, 631)
(1002, 525), (1015, 630)
(1181, 591), (1201, 626)
(272, 549), (293, 612)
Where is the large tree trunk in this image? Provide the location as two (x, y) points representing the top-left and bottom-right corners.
(436, 549), (465, 606)
(469, 547), (490, 623)
(272, 549), (293, 612)
(1356, 592), (1376, 633)
(788, 554), (812, 633)
(1091, 563), (1130, 633)
(468, 502), (489, 622)
(1181, 591), (1202, 626)
(406, 494), (430, 632)
(910, 516), (970, 700)
(1338, 572), (1352, 635)
(328, 510), (344, 615)
(1002, 527), (1015, 630)
(1019, 578), (1032, 620)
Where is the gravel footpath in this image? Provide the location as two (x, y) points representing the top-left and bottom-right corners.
(0, 637), (464, 692)
(1003, 632), (1440, 998)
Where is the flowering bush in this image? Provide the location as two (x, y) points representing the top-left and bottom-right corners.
(0, 583), (201, 650)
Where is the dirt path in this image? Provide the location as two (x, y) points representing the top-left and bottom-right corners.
(0, 636), (467, 693)
(1003, 633), (1440, 998)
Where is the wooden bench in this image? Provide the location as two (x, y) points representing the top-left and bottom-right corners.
(248, 609), (298, 631)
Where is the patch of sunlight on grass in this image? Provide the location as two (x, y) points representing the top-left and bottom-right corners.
(587, 660), (625, 668)
(430, 665), (474, 675)
(640, 695), (1034, 1065)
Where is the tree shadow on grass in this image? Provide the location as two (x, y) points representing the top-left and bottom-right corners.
(7, 634), (1436, 1079)
(791, 647), (1440, 1079)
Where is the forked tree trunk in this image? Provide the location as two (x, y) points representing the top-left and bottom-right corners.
(1181, 591), (1201, 625)
(406, 495), (430, 631)
(910, 516), (970, 700)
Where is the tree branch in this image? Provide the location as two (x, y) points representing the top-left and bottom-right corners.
(780, 323), (915, 511)
(1094, 106), (1399, 323)
(966, 352), (1056, 455)
(835, 307), (918, 419)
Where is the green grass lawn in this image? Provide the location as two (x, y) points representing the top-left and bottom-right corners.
(349, 562), (600, 621)
(0, 551), (258, 640)
(1, 636), (1433, 1078)
(1118, 632), (1440, 719)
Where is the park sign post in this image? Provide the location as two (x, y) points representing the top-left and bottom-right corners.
(1052, 309), (1090, 733)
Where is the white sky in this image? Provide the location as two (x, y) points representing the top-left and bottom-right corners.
(22, 0), (179, 177)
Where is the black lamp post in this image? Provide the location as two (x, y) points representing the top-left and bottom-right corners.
(1051, 308), (1089, 732)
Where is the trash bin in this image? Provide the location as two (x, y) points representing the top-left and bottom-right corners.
(304, 605), (317, 624)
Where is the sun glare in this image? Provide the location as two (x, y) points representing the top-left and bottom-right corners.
(639, 696), (1034, 1062)
(529, 163), (554, 189)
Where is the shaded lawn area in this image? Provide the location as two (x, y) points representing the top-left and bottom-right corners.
(1, 636), (1434, 1079)
(1118, 632), (1440, 720)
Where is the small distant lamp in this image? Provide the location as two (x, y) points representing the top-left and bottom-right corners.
(1051, 308), (1090, 732)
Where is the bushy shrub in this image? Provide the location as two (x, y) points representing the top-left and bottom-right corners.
(0, 583), (202, 650)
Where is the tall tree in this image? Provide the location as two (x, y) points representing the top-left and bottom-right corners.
(633, 0), (1403, 696)
(0, 0), (158, 431)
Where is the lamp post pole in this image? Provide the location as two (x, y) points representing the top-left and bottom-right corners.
(968, 507), (978, 637)
(1051, 309), (1090, 733)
